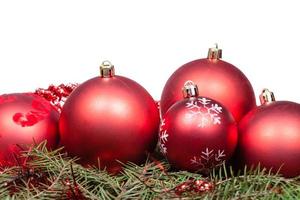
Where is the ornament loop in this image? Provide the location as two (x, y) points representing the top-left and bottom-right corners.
(259, 88), (276, 105)
(207, 43), (222, 60)
(182, 81), (199, 98)
(100, 60), (115, 78)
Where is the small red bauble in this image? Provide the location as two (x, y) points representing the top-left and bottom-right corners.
(237, 89), (300, 177)
(159, 81), (238, 173)
(0, 93), (59, 166)
(160, 45), (256, 122)
(59, 61), (160, 173)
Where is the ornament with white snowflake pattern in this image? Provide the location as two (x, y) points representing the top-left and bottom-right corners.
(159, 81), (238, 173)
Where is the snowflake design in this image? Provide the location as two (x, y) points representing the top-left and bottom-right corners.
(186, 97), (223, 127)
(190, 148), (226, 173)
(158, 118), (169, 155)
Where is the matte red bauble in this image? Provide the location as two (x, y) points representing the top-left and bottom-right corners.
(160, 45), (256, 122)
(0, 93), (59, 166)
(159, 81), (238, 173)
(237, 89), (300, 177)
(59, 61), (160, 173)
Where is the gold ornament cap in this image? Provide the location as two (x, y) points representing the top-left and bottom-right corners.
(259, 88), (276, 105)
(207, 43), (222, 60)
(182, 81), (199, 98)
(100, 60), (115, 78)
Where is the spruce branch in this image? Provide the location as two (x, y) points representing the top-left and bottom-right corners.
(1, 141), (300, 199)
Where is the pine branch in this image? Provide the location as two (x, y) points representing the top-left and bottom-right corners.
(1, 141), (300, 199)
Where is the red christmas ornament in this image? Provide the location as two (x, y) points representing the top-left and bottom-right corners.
(59, 61), (160, 173)
(160, 44), (256, 122)
(237, 89), (300, 177)
(0, 93), (59, 166)
(159, 81), (238, 173)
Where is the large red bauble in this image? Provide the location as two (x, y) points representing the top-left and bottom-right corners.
(159, 82), (238, 173)
(59, 61), (160, 173)
(160, 46), (256, 122)
(237, 89), (300, 177)
(0, 93), (59, 166)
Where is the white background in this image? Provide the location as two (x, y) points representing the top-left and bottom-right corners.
(0, 0), (300, 104)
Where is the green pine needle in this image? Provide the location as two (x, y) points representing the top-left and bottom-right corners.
(0, 142), (300, 199)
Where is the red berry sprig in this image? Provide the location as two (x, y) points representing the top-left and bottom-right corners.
(175, 178), (214, 196)
(35, 83), (78, 112)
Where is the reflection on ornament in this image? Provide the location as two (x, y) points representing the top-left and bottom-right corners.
(0, 95), (16, 104)
(13, 97), (52, 127)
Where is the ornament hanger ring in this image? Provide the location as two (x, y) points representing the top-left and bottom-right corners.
(259, 88), (275, 104)
(100, 60), (115, 77)
(184, 80), (196, 87)
(183, 80), (199, 98)
(214, 43), (218, 49)
(101, 60), (114, 68)
(207, 43), (222, 59)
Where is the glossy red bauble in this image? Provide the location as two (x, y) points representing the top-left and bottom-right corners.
(59, 61), (160, 173)
(159, 82), (238, 173)
(237, 89), (300, 177)
(0, 93), (59, 166)
(160, 46), (256, 122)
